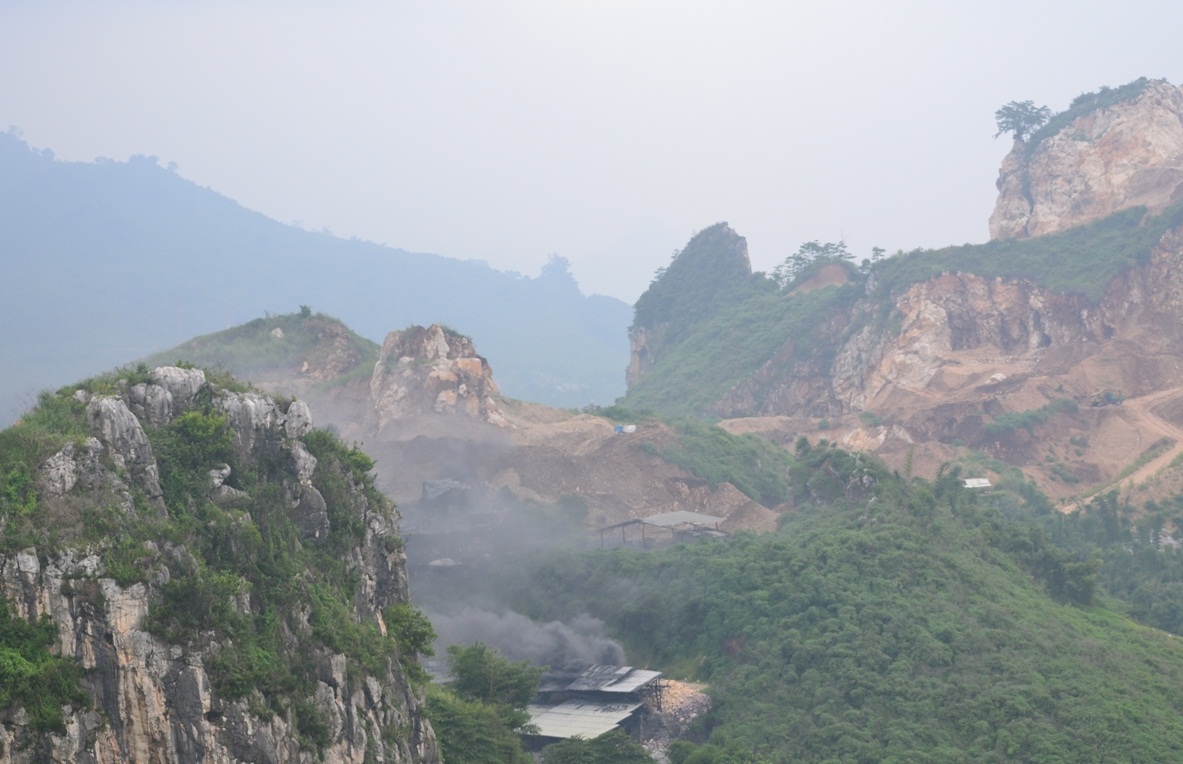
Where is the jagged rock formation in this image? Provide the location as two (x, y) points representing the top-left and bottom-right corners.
(991, 79), (1183, 240)
(370, 325), (507, 430)
(0, 367), (439, 763)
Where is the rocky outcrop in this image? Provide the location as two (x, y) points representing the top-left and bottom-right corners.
(85, 395), (164, 506)
(990, 79), (1183, 239)
(626, 325), (661, 389)
(370, 325), (507, 430)
(0, 367), (439, 764)
(297, 318), (366, 382)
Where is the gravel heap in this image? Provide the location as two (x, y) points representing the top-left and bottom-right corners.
(642, 680), (712, 761)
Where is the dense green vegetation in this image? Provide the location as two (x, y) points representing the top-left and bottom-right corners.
(875, 202), (1183, 302)
(626, 283), (861, 417)
(990, 489), (1183, 639)
(651, 419), (795, 507)
(0, 370), (431, 752)
(426, 643), (543, 764)
(0, 392), (88, 531)
(632, 223), (758, 337)
(541, 732), (655, 763)
(627, 227), (869, 418)
(0, 599), (87, 733)
(443, 444), (1183, 763)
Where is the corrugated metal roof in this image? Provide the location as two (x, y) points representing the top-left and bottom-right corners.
(643, 510), (725, 528)
(527, 700), (642, 739)
(567, 664), (633, 691)
(600, 669), (662, 694)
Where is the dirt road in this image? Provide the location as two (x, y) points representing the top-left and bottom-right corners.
(1062, 387), (1183, 513)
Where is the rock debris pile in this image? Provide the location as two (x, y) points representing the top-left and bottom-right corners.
(642, 680), (711, 759)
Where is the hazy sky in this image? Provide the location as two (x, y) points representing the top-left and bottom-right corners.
(4, 1), (1181, 302)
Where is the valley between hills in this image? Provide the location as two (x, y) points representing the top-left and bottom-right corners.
(11, 78), (1183, 763)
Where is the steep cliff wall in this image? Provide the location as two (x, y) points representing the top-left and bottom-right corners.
(990, 79), (1183, 240)
(0, 367), (439, 763)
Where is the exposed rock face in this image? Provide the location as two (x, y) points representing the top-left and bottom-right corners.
(687, 219), (1183, 493)
(829, 273), (1103, 413)
(990, 79), (1183, 240)
(297, 319), (365, 381)
(86, 395), (164, 506)
(370, 325), (507, 430)
(0, 368), (439, 764)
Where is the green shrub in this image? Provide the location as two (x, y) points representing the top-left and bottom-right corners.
(658, 419), (793, 507)
(875, 202), (1183, 303)
(983, 398), (1078, 438)
(1027, 78), (1155, 152)
(0, 599), (87, 733)
(425, 685), (532, 764)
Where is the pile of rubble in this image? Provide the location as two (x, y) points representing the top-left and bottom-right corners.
(642, 680), (711, 760)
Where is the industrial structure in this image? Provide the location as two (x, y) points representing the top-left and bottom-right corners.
(525, 664), (664, 746)
(598, 510), (727, 547)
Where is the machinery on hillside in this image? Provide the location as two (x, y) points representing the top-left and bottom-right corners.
(1088, 390), (1125, 407)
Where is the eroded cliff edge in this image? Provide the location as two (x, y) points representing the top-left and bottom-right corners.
(990, 78), (1183, 240)
(0, 366), (439, 763)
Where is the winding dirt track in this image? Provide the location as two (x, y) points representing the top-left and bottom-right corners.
(1062, 387), (1183, 513)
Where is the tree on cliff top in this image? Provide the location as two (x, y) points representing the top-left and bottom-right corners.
(994, 100), (1051, 141)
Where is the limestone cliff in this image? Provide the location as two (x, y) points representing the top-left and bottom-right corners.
(370, 325), (507, 431)
(990, 78), (1183, 240)
(0, 367), (439, 763)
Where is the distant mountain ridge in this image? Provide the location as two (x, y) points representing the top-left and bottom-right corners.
(0, 131), (630, 423)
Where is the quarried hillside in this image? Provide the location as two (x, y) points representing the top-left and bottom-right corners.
(623, 81), (1183, 503)
(141, 314), (788, 536)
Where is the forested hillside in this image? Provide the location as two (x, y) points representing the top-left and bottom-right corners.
(424, 441), (1183, 763)
(0, 130), (630, 423)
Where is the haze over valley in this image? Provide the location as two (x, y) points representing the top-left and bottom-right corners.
(10, 4), (1183, 761)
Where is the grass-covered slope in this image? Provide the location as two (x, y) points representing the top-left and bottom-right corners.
(626, 283), (861, 417)
(141, 309), (380, 389)
(473, 446), (1183, 763)
(874, 201), (1183, 301)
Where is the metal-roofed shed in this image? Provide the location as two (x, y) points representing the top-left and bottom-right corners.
(600, 669), (662, 694)
(599, 511), (727, 547)
(641, 510), (724, 528)
(566, 665), (633, 691)
(526, 700), (643, 741)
